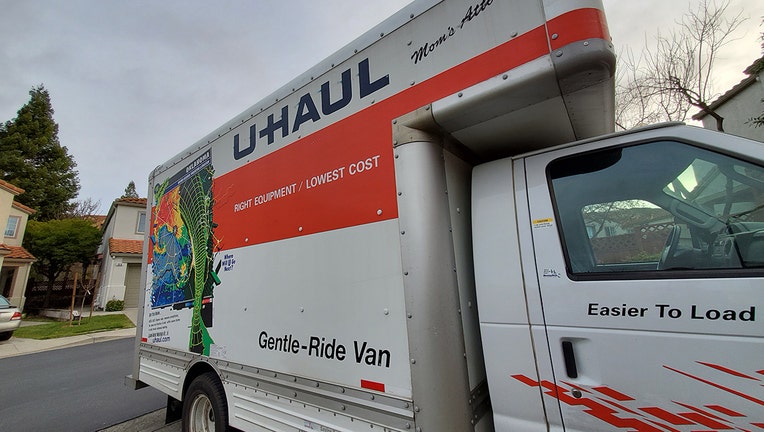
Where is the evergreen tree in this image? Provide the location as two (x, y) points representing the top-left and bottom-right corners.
(122, 180), (139, 198)
(24, 218), (102, 308)
(0, 85), (79, 220)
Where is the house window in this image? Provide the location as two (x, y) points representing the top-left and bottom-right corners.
(4, 216), (20, 238)
(136, 212), (146, 234)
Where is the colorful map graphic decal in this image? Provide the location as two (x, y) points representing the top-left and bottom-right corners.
(150, 149), (220, 355)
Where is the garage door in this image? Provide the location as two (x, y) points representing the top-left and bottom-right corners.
(124, 263), (141, 308)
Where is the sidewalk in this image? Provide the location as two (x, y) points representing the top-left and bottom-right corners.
(98, 408), (180, 432)
(0, 308), (139, 360)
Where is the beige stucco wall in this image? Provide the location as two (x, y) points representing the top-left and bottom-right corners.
(1, 187), (33, 310)
(112, 204), (146, 239)
(96, 202), (146, 308)
(701, 74), (764, 143)
(97, 203), (145, 256)
(0, 188), (13, 240)
(5, 205), (30, 247)
(2, 264), (31, 310)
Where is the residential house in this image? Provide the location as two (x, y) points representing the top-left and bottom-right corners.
(693, 56), (764, 142)
(0, 180), (36, 310)
(95, 197), (147, 309)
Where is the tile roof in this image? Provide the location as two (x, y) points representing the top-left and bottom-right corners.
(109, 238), (143, 255)
(116, 197), (147, 206)
(693, 55), (764, 121)
(692, 74), (758, 120)
(12, 201), (36, 215)
(0, 244), (36, 261)
(0, 179), (24, 195)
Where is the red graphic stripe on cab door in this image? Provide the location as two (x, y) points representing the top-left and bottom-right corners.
(698, 362), (762, 381)
(593, 386), (635, 402)
(664, 366), (764, 407)
(705, 405), (745, 417)
(639, 407), (694, 426)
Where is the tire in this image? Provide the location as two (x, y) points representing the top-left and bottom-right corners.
(182, 372), (230, 432)
(0, 332), (12, 341)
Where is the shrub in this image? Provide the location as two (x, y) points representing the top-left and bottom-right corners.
(105, 299), (125, 311)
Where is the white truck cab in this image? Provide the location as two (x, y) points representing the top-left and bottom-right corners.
(473, 124), (764, 431)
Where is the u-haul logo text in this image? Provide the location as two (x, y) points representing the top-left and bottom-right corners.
(233, 58), (390, 160)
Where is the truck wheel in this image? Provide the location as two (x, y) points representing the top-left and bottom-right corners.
(182, 372), (230, 432)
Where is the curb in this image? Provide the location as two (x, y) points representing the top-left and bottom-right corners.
(0, 328), (137, 359)
(98, 408), (181, 432)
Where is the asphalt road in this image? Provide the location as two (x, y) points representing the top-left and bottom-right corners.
(0, 337), (167, 431)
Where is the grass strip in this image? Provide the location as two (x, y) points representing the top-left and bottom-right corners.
(14, 314), (135, 340)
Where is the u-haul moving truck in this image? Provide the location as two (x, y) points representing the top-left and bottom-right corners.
(131, 0), (764, 431)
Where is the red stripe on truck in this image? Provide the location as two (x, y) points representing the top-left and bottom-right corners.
(202, 8), (608, 251)
(547, 8), (610, 51)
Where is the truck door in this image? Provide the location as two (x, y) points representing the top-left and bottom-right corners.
(520, 127), (764, 432)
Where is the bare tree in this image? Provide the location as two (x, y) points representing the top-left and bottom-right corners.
(67, 197), (102, 219)
(615, 48), (655, 130)
(615, 47), (690, 129)
(616, 0), (746, 131)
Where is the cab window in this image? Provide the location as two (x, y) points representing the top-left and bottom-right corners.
(549, 141), (764, 276)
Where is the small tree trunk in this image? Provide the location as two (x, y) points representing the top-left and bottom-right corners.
(711, 112), (724, 133)
(69, 272), (78, 325)
(696, 103), (725, 133)
(42, 278), (54, 309)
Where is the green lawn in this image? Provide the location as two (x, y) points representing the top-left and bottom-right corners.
(14, 314), (135, 340)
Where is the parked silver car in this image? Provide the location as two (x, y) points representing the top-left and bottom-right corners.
(0, 295), (21, 341)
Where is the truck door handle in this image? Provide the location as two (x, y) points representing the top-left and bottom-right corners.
(562, 341), (578, 378)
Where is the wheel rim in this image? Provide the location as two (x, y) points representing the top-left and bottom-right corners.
(189, 393), (216, 432)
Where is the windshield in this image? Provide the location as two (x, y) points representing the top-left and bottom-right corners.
(550, 140), (764, 275)
(663, 156), (764, 225)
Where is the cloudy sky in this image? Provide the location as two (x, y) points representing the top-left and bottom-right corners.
(1, 0), (762, 214)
